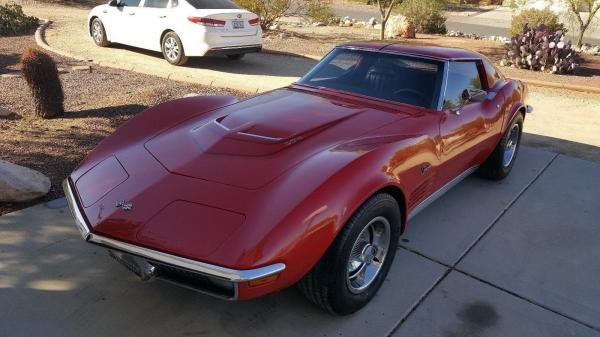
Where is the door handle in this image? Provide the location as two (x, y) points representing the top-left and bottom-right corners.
(159, 15), (167, 18)
(102, 10), (108, 13)
(128, 12), (135, 15)
(450, 108), (461, 116)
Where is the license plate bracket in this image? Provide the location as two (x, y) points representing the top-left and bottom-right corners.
(232, 20), (244, 29)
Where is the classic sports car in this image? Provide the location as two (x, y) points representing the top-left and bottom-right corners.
(64, 43), (531, 315)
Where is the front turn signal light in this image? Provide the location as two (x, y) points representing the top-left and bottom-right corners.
(247, 273), (279, 287)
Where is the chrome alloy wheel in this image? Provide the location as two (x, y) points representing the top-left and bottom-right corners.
(346, 216), (391, 294)
(92, 21), (103, 43)
(164, 37), (180, 61)
(503, 123), (520, 167)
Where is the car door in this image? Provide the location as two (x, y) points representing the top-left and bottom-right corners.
(437, 60), (504, 186)
(109, 0), (143, 46)
(134, 0), (171, 51)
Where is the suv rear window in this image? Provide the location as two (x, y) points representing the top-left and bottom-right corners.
(185, 0), (239, 9)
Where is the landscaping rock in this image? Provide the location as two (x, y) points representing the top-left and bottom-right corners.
(268, 23), (280, 30)
(0, 107), (13, 117)
(71, 65), (91, 72)
(384, 15), (409, 38)
(312, 22), (326, 27)
(0, 160), (51, 202)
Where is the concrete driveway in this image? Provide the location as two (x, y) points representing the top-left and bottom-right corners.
(1, 146), (599, 337)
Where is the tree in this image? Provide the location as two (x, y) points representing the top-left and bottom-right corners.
(564, 0), (600, 48)
(377, 0), (404, 40)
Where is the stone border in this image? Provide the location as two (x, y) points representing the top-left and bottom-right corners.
(34, 19), (600, 95)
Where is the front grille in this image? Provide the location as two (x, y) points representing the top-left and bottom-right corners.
(153, 262), (237, 299)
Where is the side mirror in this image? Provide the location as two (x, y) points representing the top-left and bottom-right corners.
(109, 0), (119, 6)
(461, 88), (487, 104)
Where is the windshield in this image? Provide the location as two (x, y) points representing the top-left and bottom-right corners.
(185, 0), (240, 9)
(298, 48), (445, 109)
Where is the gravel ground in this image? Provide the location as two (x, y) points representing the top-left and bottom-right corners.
(264, 21), (600, 89)
(0, 34), (246, 215)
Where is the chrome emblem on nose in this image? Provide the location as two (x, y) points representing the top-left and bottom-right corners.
(237, 14), (242, 18)
(116, 200), (133, 211)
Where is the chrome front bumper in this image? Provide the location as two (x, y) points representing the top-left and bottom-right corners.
(62, 179), (285, 299)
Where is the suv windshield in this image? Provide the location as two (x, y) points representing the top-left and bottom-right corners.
(185, 0), (239, 9)
(298, 48), (444, 109)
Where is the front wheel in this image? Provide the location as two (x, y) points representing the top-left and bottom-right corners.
(161, 32), (188, 66)
(298, 193), (401, 315)
(91, 18), (110, 47)
(478, 114), (523, 180)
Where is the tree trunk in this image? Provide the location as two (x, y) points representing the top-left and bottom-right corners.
(381, 19), (386, 40)
(576, 27), (585, 48)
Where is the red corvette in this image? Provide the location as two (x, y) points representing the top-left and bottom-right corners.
(64, 43), (531, 315)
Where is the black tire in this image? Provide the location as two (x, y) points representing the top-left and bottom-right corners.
(478, 114), (524, 180)
(298, 193), (401, 315)
(226, 53), (245, 60)
(161, 32), (188, 66)
(91, 18), (110, 47)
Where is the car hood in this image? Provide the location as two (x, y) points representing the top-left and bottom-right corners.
(144, 88), (405, 189)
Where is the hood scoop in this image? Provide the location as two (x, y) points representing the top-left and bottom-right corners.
(191, 108), (361, 156)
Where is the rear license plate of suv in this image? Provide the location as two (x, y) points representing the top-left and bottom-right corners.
(232, 20), (244, 29)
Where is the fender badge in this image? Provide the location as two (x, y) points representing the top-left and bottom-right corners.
(116, 200), (133, 211)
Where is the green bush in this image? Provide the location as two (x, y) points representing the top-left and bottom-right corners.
(235, 0), (292, 29)
(0, 3), (38, 36)
(509, 8), (565, 37)
(399, 0), (447, 34)
(306, 0), (335, 24)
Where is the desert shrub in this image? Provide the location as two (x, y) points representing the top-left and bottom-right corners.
(306, 0), (335, 24)
(21, 48), (64, 118)
(235, 0), (292, 29)
(0, 3), (38, 36)
(399, 0), (447, 34)
(509, 8), (565, 37)
(501, 24), (581, 74)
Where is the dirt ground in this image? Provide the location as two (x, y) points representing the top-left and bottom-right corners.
(0, 34), (246, 215)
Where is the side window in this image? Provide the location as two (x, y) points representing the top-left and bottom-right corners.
(144, 0), (168, 7)
(122, 0), (141, 6)
(443, 61), (482, 109)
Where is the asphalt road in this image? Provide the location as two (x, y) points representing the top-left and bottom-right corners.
(332, 5), (600, 45)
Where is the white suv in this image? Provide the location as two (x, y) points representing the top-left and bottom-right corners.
(88, 0), (262, 65)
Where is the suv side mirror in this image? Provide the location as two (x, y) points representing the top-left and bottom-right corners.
(461, 88), (487, 104)
(109, 0), (118, 6)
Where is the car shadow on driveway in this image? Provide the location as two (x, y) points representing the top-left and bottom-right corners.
(105, 43), (317, 77)
(521, 132), (600, 163)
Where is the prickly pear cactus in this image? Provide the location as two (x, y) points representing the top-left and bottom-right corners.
(500, 23), (582, 74)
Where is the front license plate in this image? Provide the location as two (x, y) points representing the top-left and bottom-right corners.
(232, 20), (244, 29)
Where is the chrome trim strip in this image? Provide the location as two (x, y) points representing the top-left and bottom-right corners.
(62, 179), (286, 282)
(62, 179), (91, 240)
(88, 234), (286, 282)
(209, 44), (262, 51)
(408, 165), (479, 220)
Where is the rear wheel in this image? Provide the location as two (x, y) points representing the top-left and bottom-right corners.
(161, 32), (188, 66)
(91, 18), (110, 47)
(478, 114), (523, 180)
(298, 193), (401, 315)
(226, 53), (245, 60)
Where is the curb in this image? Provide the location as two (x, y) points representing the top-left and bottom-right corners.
(35, 19), (600, 95)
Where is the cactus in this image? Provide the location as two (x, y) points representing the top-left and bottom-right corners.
(20, 48), (64, 118)
(501, 24), (581, 74)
